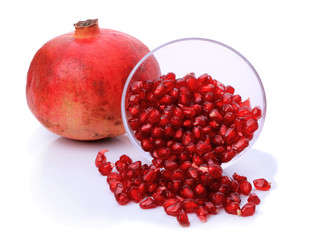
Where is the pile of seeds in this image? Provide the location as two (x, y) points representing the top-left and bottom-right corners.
(95, 150), (270, 226)
(95, 73), (270, 227)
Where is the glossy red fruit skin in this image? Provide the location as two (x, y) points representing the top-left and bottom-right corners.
(26, 19), (160, 140)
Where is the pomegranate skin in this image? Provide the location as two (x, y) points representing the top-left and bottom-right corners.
(26, 19), (160, 140)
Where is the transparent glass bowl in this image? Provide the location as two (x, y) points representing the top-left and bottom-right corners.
(121, 38), (266, 169)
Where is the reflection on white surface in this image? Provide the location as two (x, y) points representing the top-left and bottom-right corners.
(29, 128), (278, 228)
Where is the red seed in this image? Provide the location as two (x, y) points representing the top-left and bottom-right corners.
(119, 155), (132, 164)
(164, 199), (181, 217)
(196, 205), (208, 222)
(252, 106), (262, 119)
(196, 141), (212, 155)
(247, 193), (261, 205)
(240, 202), (255, 217)
(141, 139), (154, 152)
(225, 201), (241, 215)
(245, 119), (258, 134)
(233, 137), (249, 152)
(95, 149), (108, 168)
(211, 192), (226, 206)
(139, 197), (157, 209)
(177, 210), (190, 227)
(128, 186), (143, 203)
(181, 185), (195, 198)
(194, 183), (207, 197)
(205, 202), (218, 215)
(224, 127), (238, 144)
(98, 162), (114, 176)
(143, 168), (158, 184)
(253, 178), (271, 191)
(232, 172), (247, 182)
(208, 163), (223, 179)
(115, 193), (130, 205)
(239, 180), (252, 195)
(182, 198), (199, 213)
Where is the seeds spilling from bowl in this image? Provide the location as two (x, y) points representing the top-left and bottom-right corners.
(95, 73), (270, 227)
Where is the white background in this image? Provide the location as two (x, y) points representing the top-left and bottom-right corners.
(1, 0), (324, 239)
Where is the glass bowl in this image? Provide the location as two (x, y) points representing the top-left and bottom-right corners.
(121, 38), (266, 169)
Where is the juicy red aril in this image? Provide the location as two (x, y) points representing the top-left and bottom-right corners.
(164, 201), (181, 217)
(98, 162), (114, 176)
(196, 205), (208, 222)
(177, 210), (190, 227)
(253, 178), (271, 191)
(232, 172), (247, 182)
(139, 197), (157, 209)
(247, 193), (261, 205)
(240, 202), (255, 217)
(95, 149), (108, 168)
(239, 180), (252, 195)
(225, 201), (241, 215)
(115, 193), (130, 205)
(182, 198), (198, 213)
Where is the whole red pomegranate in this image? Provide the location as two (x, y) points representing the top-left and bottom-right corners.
(26, 19), (160, 140)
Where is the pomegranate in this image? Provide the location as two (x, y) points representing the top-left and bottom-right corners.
(26, 19), (160, 140)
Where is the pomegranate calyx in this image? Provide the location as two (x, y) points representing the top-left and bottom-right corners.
(74, 19), (98, 28)
(73, 19), (100, 38)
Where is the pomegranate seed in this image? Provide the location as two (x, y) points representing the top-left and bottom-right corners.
(143, 168), (158, 184)
(247, 193), (261, 205)
(239, 180), (252, 195)
(245, 119), (258, 134)
(177, 210), (190, 227)
(232, 172), (247, 182)
(252, 106), (262, 119)
(160, 94), (174, 105)
(196, 141), (212, 155)
(224, 127), (238, 144)
(186, 167), (199, 180)
(205, 202), (218, 215)
(196, 205), (208, 222)
(194, 183), (207, 197)
(141, 139), (153, 152)
(181, 185), (195, 198)
(182, 198), (198, 213)
(225, 85), (235, 94)
(119, 155), (132, 164)
(241, 98), (251, 108)
(233, 137), (249, 152)
(225, 201), (241, 215)
(253, 178), (271, 191)
(128, 186), (143, 203)
(171, 169), (186, 181)
(208, 163), (223, 179)
(200, 84), (215, 93)
(164, 161), (178, 171)
(211, 192), (226, 206)
(227, 192), (241, 204)
(115, 193), (130, 205)
(141, 122), (153, 133)
(139, 197), (157, 209)
(153, 83), (168, 98)
(98, 162), (114, 176)
(240, 202), (255, 217)
(164, 199), (181, 217)
(95, 149), (108, 168)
